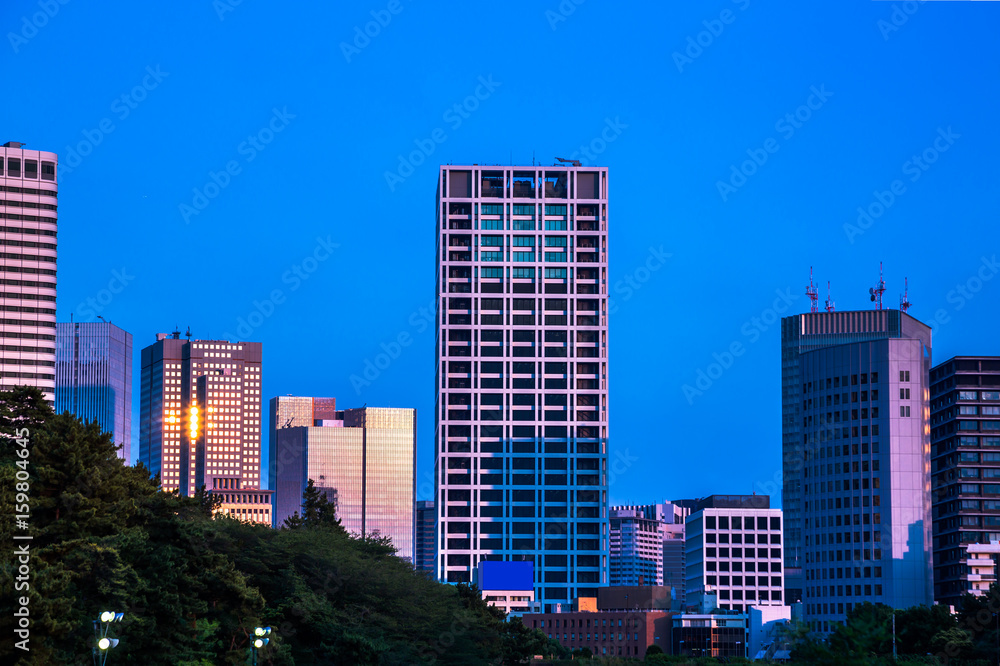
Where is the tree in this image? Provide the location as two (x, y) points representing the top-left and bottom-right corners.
(0, 385), (52, 464)
(828, 602), (893, 661)
(283, 478), (345, 533)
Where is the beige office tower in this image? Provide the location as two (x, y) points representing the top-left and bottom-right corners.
(0, 142), (58, 402)
(273, 406), (415, 561)
(139, 332), (271, 524)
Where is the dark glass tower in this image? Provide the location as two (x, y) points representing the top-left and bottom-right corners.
(55, 321), (133, 460)
(782, 308), (933, 632)
(930, 357), (1000, 608)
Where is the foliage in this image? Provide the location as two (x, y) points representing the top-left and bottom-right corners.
(0, 389), (553, 665)
(281, 477), (345, 533)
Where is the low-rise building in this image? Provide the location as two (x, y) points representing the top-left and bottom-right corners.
(672, 611), (747, 659)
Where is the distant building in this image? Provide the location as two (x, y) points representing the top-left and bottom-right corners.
(138, 332), (270, 524)
(415, 500), (436, 573)
(268, 395), (338, 494)
(685, 495), (784, 613)
(0, 142), (58, 402)
(55, 321), (133, 460)
(663, 521), (686, 606)
(609, 501), (688, 606)
(748, 605), (793, 661)
(781, 307), (934, 631)
(930, 357), (1000, 607)
(523, 586), (672, 658)
(273, 406), (415, 561)
(672, 611), (747, 659)
(610, 504), (670, 587)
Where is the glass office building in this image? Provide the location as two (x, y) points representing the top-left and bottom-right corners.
(435, 165), (610, 610)
(273, 406), (416, 561)
(782, 308), (933, 631)
(55, 321), (133, 460)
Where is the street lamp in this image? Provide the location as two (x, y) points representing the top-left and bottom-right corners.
(251, 626), (272, 665)
(92, 612), (124, 666)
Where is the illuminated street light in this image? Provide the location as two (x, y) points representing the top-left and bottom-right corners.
(92, 611), (124, 666)
(251, 626), (272, 665)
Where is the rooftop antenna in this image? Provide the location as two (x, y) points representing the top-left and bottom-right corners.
(185, 326), (192, 340)
(171, 325), (181, 340)
(825, 281), (835, 313)
(900, 277), (912, 313)
(806, 267), (819, 313)
(869, 262), (886, 310)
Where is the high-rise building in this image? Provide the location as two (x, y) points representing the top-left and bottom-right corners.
(663, 520), (686, 606)
(781, 308), (933, 632)
(0, 142), (58, 402)
(435, 165), (610, 610)
(273, 406), (415, 560)
(55, 321), (133, 460)
(416, 499), (436, 573)
(268, 395), (338, 491)
(930, 356), (1000, 607)
(610, 503), (674, 587)
(685, 495), (784, 614)
(138, 332), (270, 524)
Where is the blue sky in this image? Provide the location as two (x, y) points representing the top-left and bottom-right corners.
(4, 0), (998, 506)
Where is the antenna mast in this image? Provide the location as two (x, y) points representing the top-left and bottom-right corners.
(869, 262), (886, 310)
(825, 281), (835, 313)
(806, 267), (819, 313)
(900, 277), (912, 313)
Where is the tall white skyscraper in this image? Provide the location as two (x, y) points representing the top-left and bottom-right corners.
(435, 165), (610, 610)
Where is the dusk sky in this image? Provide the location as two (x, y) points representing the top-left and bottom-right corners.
(4, 0), (998, 507)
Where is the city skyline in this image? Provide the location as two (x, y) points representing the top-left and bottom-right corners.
(6, 1), (999, 511)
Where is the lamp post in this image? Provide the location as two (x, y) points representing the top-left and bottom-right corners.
(251, 626), (272, 666)
(92, 611), (124, 666)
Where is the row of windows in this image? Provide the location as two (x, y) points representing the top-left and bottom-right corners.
(804, 390), (880, 409)
(0, 319), (55, 328)
(0, 199), (57, 211)
(704, 532), (781, 544)
(0, 331), (54, 341)
(448, 298), (601, 310)
(0, 227), (57, 241)
(0, 252), (56, 264)
(705, 547), (782, 559)
(0, 184), (57, 198)
(805, 548), (882, 563)
(0, 292), (56, 302)
(1, 157), (56, 180)
(807, 512), (881, 528)
(469, 251), (601, 263)
(807, 585), (884, 605)
(0, 212), (57, 225)
(706, 560), (782, 572)
(704, 516), (780, 530)
(0, 344), (53, 354)
(0, 265), (56, 276)
(0, 371), (54, 379)
(451, 204), (578, 216)
(715, 589), (783, 601)
(805, 372), (884, 392)
(808, 460), (881, 476)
